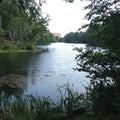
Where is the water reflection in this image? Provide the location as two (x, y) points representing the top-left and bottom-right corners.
(0, 43), (88, 100)
(27, 43), (88, 100)
(0, 52), (33, 76)
(0, 74), (27, 96)
(0, 52), (38, 96)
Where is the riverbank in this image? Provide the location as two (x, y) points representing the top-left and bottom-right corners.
(0, 39), (48, 53)
(0, 91), (119, 120)
(0, 48), (48, 53)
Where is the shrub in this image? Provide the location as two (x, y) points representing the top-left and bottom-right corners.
(87, 81), (120, 116)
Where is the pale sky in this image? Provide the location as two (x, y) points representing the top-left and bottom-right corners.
(42, 0), (89, 37)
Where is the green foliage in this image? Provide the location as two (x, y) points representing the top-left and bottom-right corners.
(63, 31), (93, 43)
(36, 30), (55, 45)
(0, 85), (90, 120)
(62, 25), (97, 44)
(0, 0), (53, 50)
(87, 82), (120, 116)
(91, 13), (120, 50)
(75, 46), (120, 114)
(72, 0), (120, 116)
(58, 84), (89, 115)
(54, 36), (60, 42)
(84, 0), (120, 26)
(0, 16), (4, 37)
(0, 39), (18, 50)
(75, 48), (120, 84)
(1, 84), (120, 119)
(0, 94), (59, 120)
(63, 32), (78, 43)
(74, 0), (120, 87)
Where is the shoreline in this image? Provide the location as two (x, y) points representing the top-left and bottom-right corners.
(0, 47), (48, 54)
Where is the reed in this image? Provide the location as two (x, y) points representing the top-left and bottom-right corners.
(57, 83), (87, 115)
(0, 85), (88, 120)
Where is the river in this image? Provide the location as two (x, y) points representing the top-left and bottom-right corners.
(0, 43), (88, 100)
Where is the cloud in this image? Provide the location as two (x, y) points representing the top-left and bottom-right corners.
(42, 0), (89, 36)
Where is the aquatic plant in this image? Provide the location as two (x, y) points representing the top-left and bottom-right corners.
(0, 84), (89, 120)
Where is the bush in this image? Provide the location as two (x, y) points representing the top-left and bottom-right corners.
(87, 81), (120, 116)
(21, 43), (35, 50)
(0, 39), (20, 50)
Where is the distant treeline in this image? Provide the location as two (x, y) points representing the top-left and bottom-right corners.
(59, 28), (94, 44)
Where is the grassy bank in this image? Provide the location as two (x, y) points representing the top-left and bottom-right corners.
(0, 39), (48, 53)
(0, 84), (87, 120)
(0, 48), (48, 54)
(0, 85), (119, 120)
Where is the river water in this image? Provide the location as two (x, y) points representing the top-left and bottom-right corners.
(0, 43), (88, 100)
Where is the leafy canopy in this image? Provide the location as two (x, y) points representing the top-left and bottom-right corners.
(68, 0), (120, 114)
(0, 0), (53, 49)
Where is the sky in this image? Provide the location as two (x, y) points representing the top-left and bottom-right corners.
(42, 0), (89, 37)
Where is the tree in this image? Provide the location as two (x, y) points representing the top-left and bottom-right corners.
(63, 30), (94, 44)
(84, 0), (120, 25)
(68, 0), (120, 115)
(84, 0), (120, 50)
(0, 16), (4, 37)
(64, 32), (78, 43)
(0, 0), (51, 49)
(66, 0), (120, 88)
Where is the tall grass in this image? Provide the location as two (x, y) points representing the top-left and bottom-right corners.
(0, 84), (89, 120)
(57, 83), (89, 115)
(0, 93), (61, 120)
